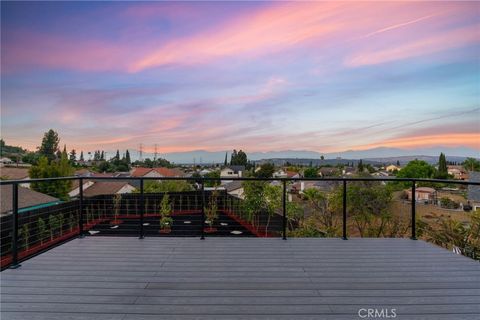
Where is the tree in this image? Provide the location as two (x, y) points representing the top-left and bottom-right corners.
(69, 149), (77, 163)
(22, 152), (40, 165)
(79, 151), (84, 162)
(396, 160), (400, 166)
(303, 188), (339, 237)
(345, 182), (394, 237)
(231, 149), (248, 166)
(204, 171), (221, 187)
(255, 163), (275, 178)
(463, 158), (480, 172)
(397, 160), (435, 180)
(37, 218), (48, 245)
(48, 215), (60, 240)
(205, 189), (219, 231)
(29, 154), (74, 200)
(125, 150), (131, 165)
(224, 152), (228, 166)
(100, 151), (105, 161)
(19, 224), (30, 250)
(112, 194), (122, 225)
(436, 153), (448, 179)
(320, 155), (325, 161)
(159, 194), (173, 232)
(303, 167), (318, 178)
(38, 129), (60, 162)
(357, 159), (364, 172)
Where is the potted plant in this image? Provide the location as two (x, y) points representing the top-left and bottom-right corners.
(38, 218), (48, 245)
(111, 193), (123, 225)
(160, 216), (173, 234)
(68, 214), (75, 232)
(48, 214), (59, 241)
(19, 224), (30, 250)
(204, 189), (219, 233)
(159, 194), (173, 234)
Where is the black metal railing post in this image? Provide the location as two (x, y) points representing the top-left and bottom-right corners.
(201, 181), (205, 240)
(78, 178), (85, 238)
(282, 179), (287, 240)
(139, 178), (145, 239)
(342, 180), (347, 240)
(411, 180), (417, 240)
(10, 183), (21, 269)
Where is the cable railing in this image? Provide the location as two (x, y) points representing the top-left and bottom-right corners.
(1, 175), (479, 269)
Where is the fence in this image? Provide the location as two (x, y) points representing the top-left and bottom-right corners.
(1, 176), (479, 269)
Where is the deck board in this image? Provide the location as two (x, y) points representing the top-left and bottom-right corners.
(1, 237), (480, 320)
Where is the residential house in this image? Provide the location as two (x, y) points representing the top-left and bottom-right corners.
(1, 185), (60, 215)
(291, 181), (338, 194)
(273, 169), (287, 178)
(447, 165), (468, 180)
(319, 167), (339, 177)
(286, 171), (301, 179)
(131, 167), (185, 178)
(83, 181), (136, 197)
(224, 180), (244, 199)
(199, 169), (212, 176)
(0, 157), (13, 166)
(406, 187), (437, 203)
(386, 164), (401, 172)
(68, 179), (95, 198)
(220, 166), (245, 178)
(342, 167), (356, 176)
(372, 171), (390, 177)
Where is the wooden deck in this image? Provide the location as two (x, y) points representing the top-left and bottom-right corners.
(1, 237), (480, 320)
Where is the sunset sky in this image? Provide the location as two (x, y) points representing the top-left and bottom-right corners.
(1, 1), (479, 156)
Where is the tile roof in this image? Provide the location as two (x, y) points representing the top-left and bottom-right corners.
(131, 167), (153, 177)
(1, 185), (59, 214)
(224, 180), (243, 192)
(83, 181), (134, 197)
(131, 167), (184, 177)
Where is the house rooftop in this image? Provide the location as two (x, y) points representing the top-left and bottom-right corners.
(0, 185), (59, 214)
(131, 167), (184, 177)
(0, 167), (29, 180)
(83, 181), (134, 197)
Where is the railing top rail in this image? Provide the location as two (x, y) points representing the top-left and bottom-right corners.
(1, 175), (479, 185)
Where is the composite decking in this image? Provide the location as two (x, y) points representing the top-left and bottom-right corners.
(1, 237), (480, 320)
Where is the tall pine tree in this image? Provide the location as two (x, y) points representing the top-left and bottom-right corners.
(39, 129), (60, 162)
(125, 150), (131, 165)
(437, 152), (448, 179)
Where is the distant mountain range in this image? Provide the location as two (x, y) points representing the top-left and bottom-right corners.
(142, 146), (478, 164)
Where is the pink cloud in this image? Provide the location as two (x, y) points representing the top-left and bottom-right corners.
(129, 2), (344, 72)
(3, 2), (477, 73)
(345, 24), (480, 67)
(2, 30), (134, 73)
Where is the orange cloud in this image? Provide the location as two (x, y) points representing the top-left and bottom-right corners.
(354, 133), (480, 150)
